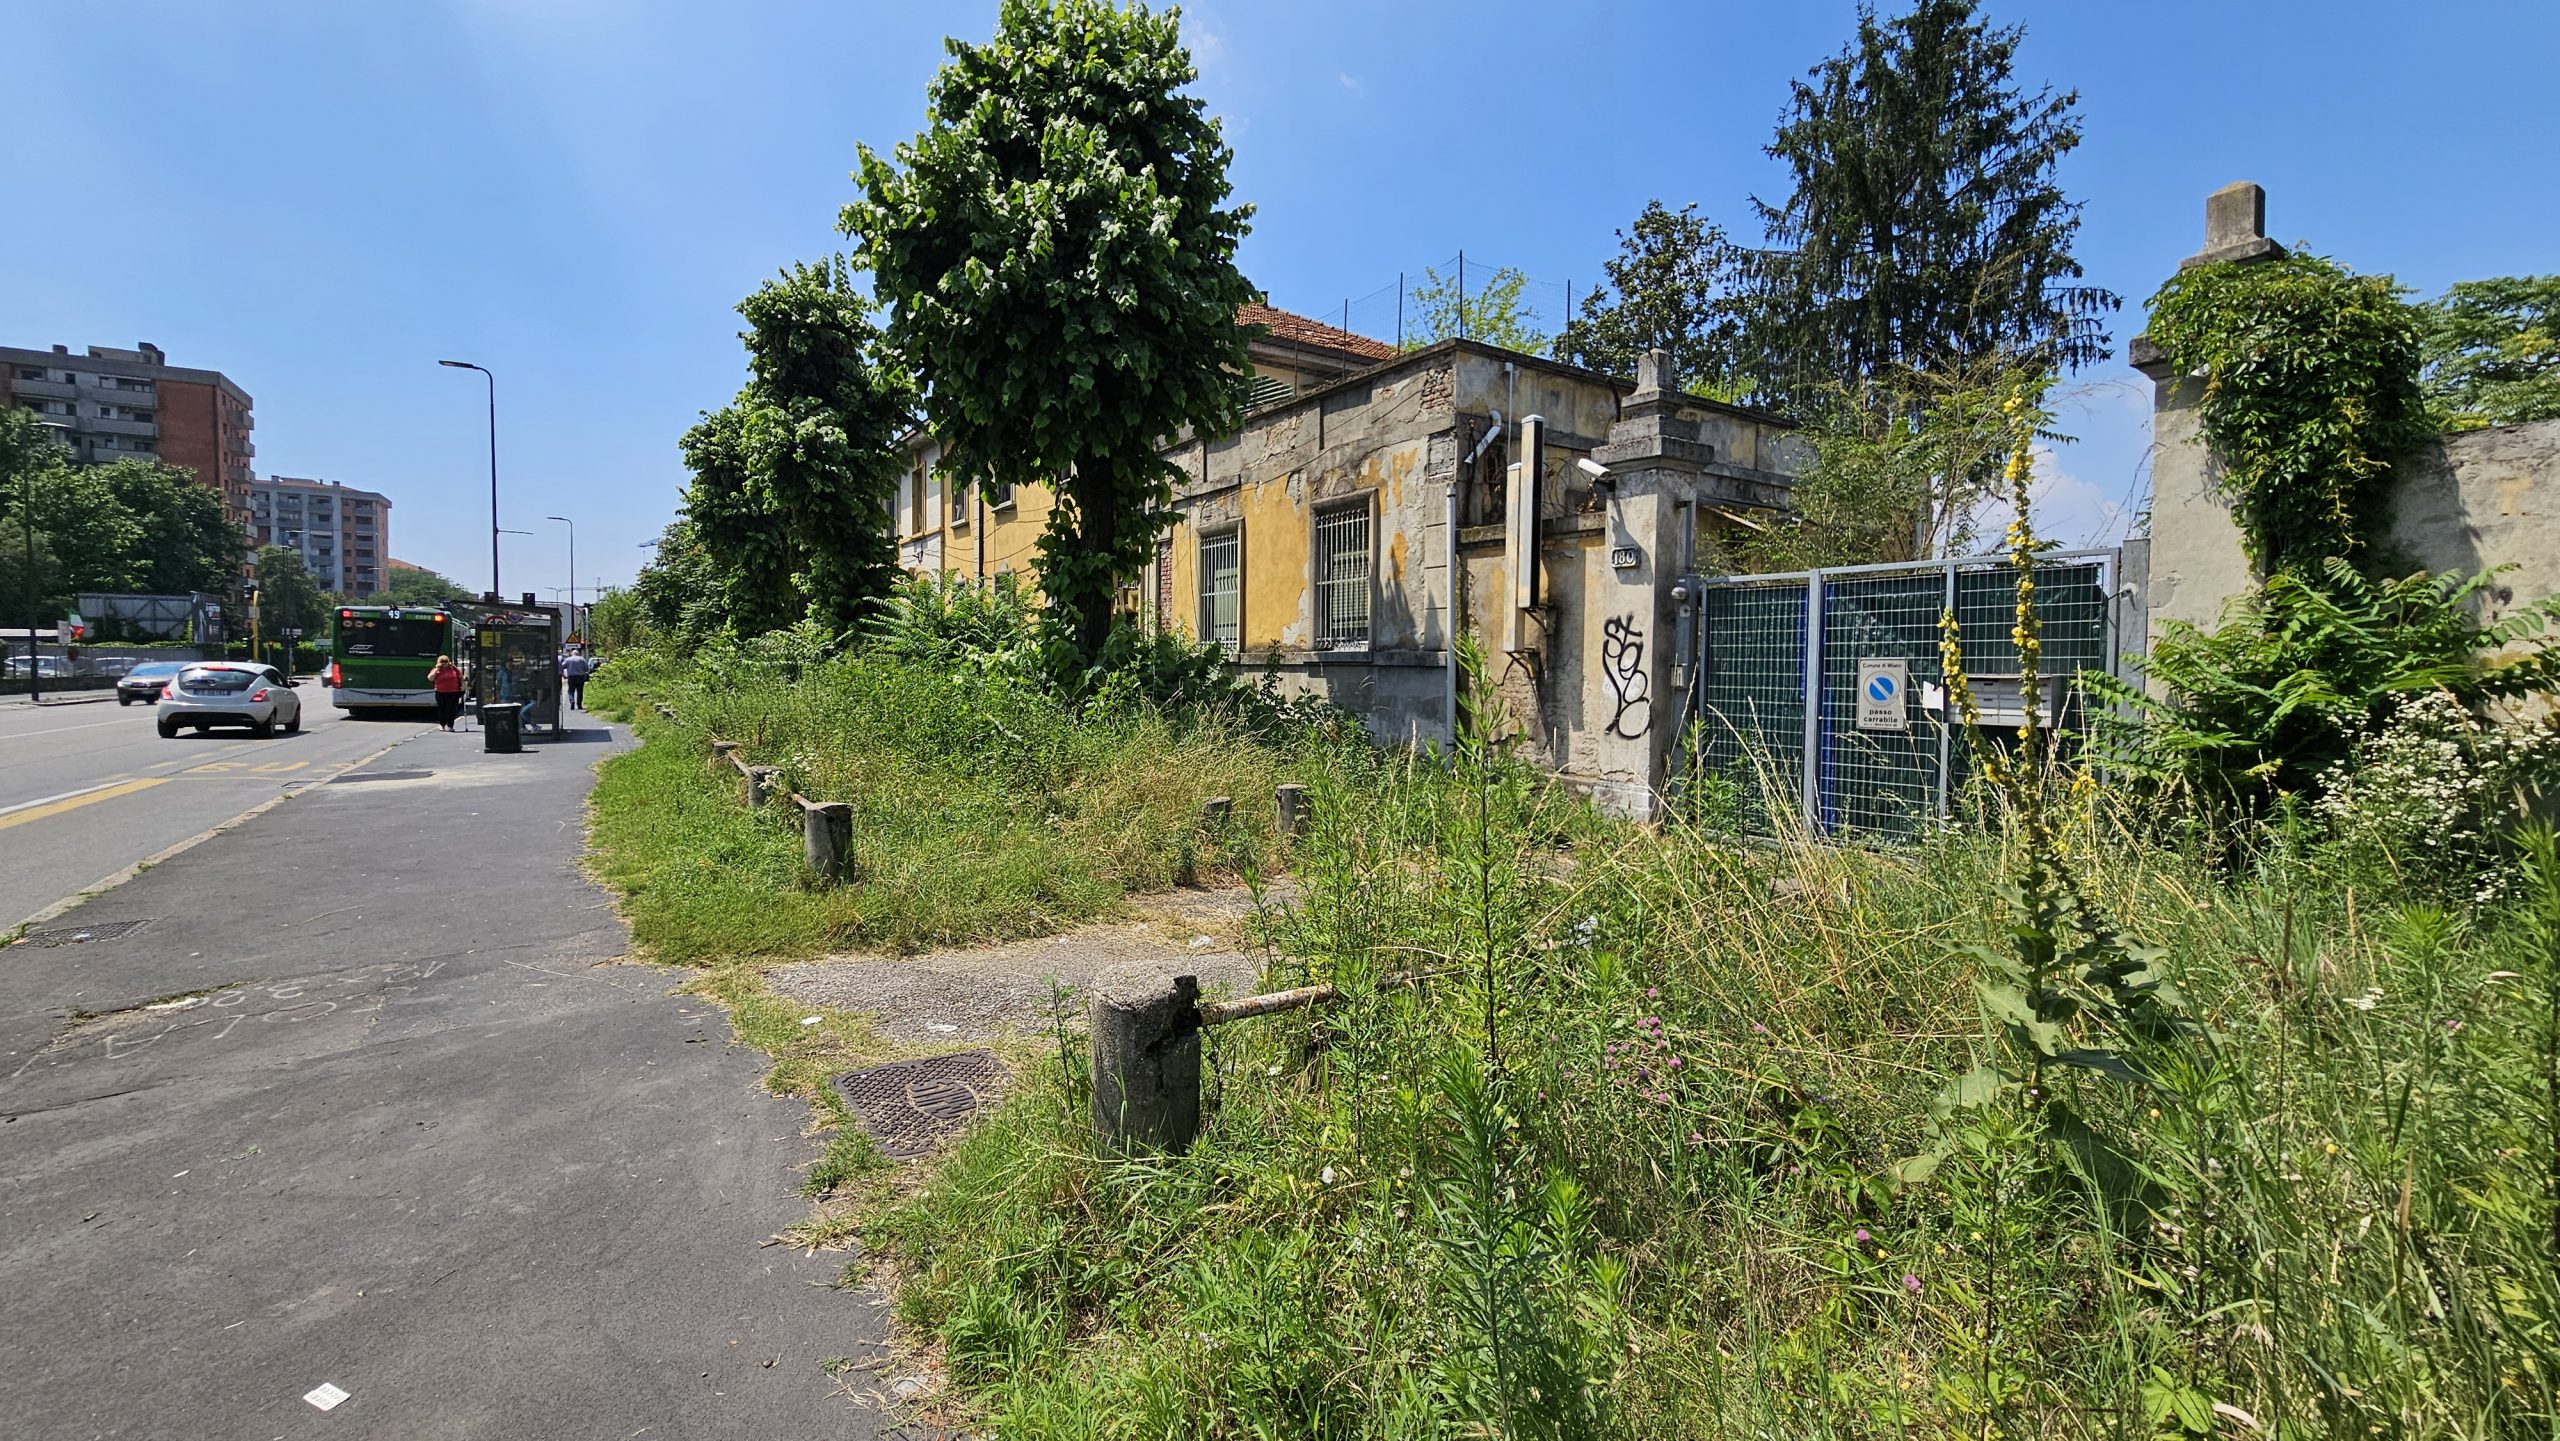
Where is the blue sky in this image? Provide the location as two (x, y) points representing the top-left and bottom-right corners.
(8, 1), (2555, 596)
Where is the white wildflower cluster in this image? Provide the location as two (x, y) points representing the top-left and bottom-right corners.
(2313, 691), (2560, 902)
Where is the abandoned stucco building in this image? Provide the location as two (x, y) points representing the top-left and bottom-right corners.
(893, 301), (1806, 818)
(891, 304), (1396, 581)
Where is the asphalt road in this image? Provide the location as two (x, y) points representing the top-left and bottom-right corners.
(0, 690), (431, 931)
(0, 717), (886, 1437)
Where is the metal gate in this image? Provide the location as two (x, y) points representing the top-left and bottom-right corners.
(1676, 549), (2126, 842)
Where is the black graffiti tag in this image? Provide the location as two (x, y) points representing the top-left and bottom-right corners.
(1603, 614), (1651, 738)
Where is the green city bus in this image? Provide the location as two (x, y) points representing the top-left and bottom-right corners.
(325, 605), (460, 713)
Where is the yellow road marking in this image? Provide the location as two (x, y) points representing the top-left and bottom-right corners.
(0, 777), (166, 832)
(249, 760), (308, 774)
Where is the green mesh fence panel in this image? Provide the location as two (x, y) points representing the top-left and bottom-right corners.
(1687, 553), (2116, 842)
(1817, 571), (1950, 841)
(1693, 581), (1807, 833)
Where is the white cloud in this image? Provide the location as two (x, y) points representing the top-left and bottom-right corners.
(1189, 21), (1227, 72)
(1338, 71), (1361, 92)
(1965, 444), (2135, 552)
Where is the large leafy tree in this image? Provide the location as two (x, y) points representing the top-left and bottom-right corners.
(252, 544), (328, 641)
(846, 0), (1255, 662)
(374, 563), (475, 606)
(631, 518), (728, 648)
(1556, 202), (1747, 396)
(1720, 361), (2026, 571)
(1403, 263), (1547, 354)
(2419, 274), (2560, 430)
(735, 259), (914, 630)
(97, 458), (241, 596)
(12, 458), (143, 598)
(1739, 0), (2116, 415)
(583, 586), (645, 651)
(0, 411), (72, 618)
(4, 412), (250, 613)
(679, 404), (795, 634)
(681, 259), (915, 635)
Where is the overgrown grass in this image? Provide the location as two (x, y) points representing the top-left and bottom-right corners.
(867, 684), (2560, 1439)
(587, 632), (2560, 1437)
(586, 644), (1310, 960)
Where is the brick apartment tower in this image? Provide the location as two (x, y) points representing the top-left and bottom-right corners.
(2, 341), (256, 537)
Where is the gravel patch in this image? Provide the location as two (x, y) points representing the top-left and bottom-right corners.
(765, 886), (1282, 1046)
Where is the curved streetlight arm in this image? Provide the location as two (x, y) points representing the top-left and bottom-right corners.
(544, 517), (575, 612)
(439, 360), (498, 598)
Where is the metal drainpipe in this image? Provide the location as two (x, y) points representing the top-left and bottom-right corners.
(1444, 480), (1460, 744)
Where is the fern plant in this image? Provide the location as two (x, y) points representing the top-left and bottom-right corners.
(2089, 560), (2560, 834)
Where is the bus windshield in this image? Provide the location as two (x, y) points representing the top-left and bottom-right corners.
(337, 614), (449, 656)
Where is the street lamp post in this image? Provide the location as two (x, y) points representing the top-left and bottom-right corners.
(545, 516), (575, 637)
(19, 448), (37, 702)
(438, 360), (499, 600)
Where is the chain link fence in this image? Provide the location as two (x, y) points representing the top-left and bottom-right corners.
(1682, 549), (2126, 842)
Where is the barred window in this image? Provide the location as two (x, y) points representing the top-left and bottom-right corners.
(1197, 530), (1240, 653)
(1313, 503), (1371, 650)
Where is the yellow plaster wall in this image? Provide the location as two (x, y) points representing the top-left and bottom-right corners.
(1237, 476), (1309, 651)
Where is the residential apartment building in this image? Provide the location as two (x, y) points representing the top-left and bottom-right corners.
(892, 302), (1806, 816)
(3, 341), (256, 525)
(249, 476), (392, 596)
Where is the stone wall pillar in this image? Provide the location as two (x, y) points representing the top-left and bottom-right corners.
(1575, 351), (1715, 819)
(2128, 182), (2288, 650)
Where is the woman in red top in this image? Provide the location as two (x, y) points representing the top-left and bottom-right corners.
(428, 654), (466, 731)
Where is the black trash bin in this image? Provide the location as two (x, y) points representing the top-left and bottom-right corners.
(482, 702), (524, 754)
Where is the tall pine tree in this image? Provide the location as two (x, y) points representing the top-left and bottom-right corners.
(1739, 0), (2116, 415)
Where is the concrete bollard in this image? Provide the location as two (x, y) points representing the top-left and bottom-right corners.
(1089, 975), (1201, 1154)
(744, 765), (782, 808)
(796, 795), (853, 883)
(1275, 783), (1310, 837)
(1200, 795), (1232, 830)
(709, 738), (741, 765)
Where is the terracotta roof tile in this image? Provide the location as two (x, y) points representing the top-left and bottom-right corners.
(1237, 302), (1398, 364)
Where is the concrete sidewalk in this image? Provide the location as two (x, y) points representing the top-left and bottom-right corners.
(0, 722), (884, 1438)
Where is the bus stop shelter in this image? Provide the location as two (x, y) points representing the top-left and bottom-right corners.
(455, 600), (566, 740)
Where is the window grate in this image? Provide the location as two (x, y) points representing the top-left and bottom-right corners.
(1198, 530), (1240, 653)
(1313, 504), (1371, 650)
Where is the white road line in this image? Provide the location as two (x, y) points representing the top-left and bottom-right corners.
(0, 718), (135, 741)
(0, 779), (133, 818)
(11, 735), (418, 932)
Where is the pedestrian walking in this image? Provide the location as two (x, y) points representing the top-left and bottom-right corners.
(561, 649), (592, 711)
(428, 653), (466, 731)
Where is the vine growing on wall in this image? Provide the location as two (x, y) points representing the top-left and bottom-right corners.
(2143, 252), (2434, 574)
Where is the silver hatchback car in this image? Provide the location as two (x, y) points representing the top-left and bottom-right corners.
(157, 662), (304, 738)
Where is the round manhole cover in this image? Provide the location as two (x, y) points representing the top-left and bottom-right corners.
(832, 1050), (1008, 1160)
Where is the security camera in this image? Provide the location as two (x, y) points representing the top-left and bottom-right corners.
(1576, 457), (1609, 480)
